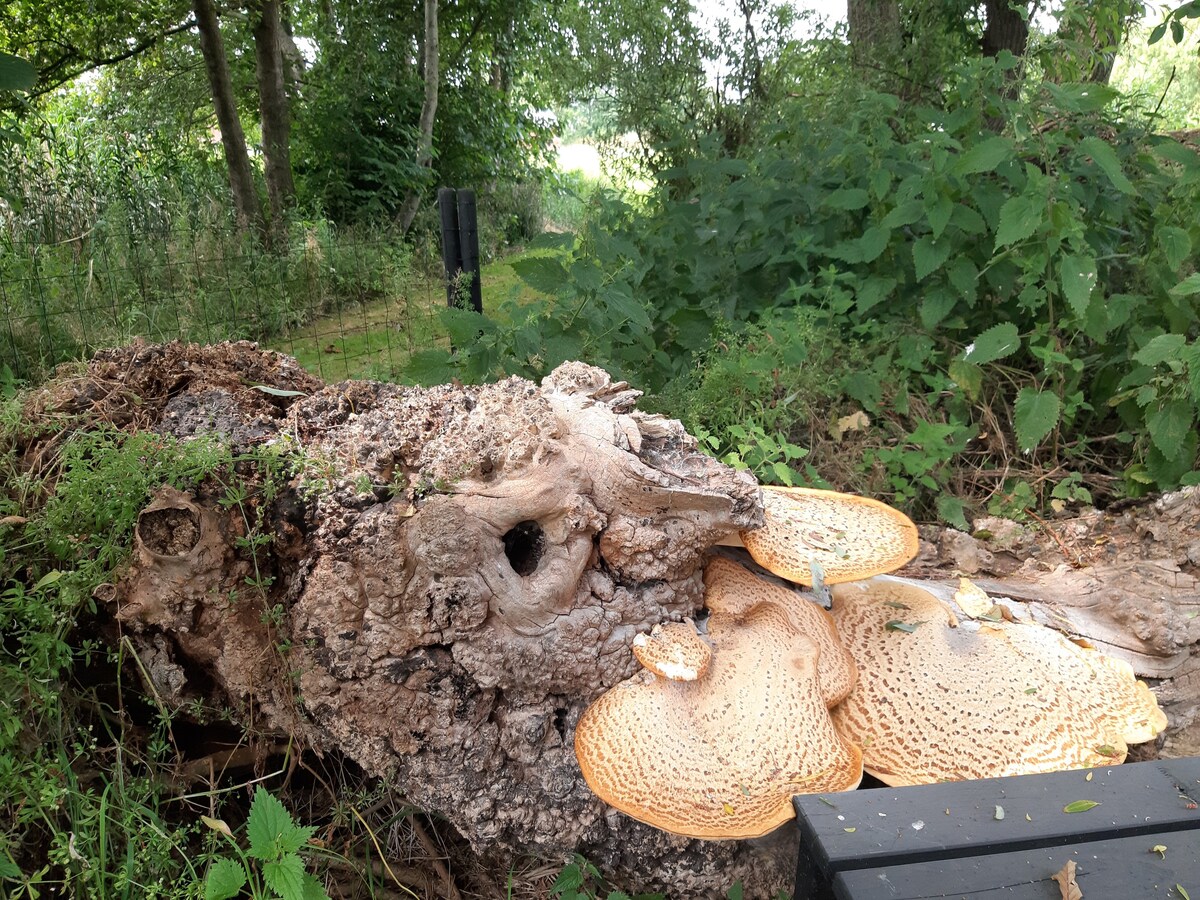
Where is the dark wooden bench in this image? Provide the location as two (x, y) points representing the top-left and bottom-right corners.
(793, 758), (1200, 899)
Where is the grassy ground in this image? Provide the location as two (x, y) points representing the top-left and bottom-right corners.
(265, 250), (554, 383)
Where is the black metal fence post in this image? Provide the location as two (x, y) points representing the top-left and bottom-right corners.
(437, 187), (462, 311)
(455, 189), (482, 314)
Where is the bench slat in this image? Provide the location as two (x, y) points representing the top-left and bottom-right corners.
(793, 759), (1200, 900)
(832, 829), (1200, 900)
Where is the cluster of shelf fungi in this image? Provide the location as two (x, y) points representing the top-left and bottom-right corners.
(19, 341), (1191, 897)
(576, 486), (1167, 841)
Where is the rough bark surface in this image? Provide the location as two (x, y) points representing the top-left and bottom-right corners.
(252, 0), (296, 244)
(25, 341), (793, 896)
(193, 0), (263, 239)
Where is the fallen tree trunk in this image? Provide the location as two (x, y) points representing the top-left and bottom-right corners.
(18, 340), (1200, 896)
(23, 340), (794, 896)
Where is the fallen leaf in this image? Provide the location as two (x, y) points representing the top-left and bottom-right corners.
(1063, 800), (1101, 814)
(1152, 845), (1167, 859)
(1094, 745), (1120, 758)
(1052, 859), (1082, 900)
(885, 620), (924, 634)
(831, 410), (870, 441)
(1026, 814), (1032, 821)
(1178, 885), (1191, 900)
(0, 515), (28, 527)
(883, 600), (911, 610)
(843, 827), (856, 833)
(1086, 772), (1093, 781)
(953, 578), (993, 618)
(994, 805), (1005, 821)
(200, 816), (232, 837)
(722, 802), (736, 815)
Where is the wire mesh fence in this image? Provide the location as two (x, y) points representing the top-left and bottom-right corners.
(0, 223), (453, 384)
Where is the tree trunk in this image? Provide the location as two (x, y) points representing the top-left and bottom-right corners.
(252, 0), (296, 249)
(847, 0), (903, 67)
(398, 0), (439, 233)
(981, 0), (1030, 60)
(192, 0), (263, 240)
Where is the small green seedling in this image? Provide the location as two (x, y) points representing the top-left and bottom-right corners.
(202, 787), (330, 900)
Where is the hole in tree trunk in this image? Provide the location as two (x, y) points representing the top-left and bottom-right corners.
(137, 506), (201, 556)
(503, 520), (545, 576)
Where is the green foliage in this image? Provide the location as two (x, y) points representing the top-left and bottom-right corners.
(202, 787), (329, 900)
(550, 854), (661, 900)
(0, 415), (233, 896)
(424, 54), (1200, 514)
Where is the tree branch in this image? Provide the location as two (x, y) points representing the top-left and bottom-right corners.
(29, 18), (197, 99)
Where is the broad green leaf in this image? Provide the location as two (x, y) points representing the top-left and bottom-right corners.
(263, 855), (307, 900)
(1147, 431), (1199, 487)
(858, 226), (890, 263)
(1159, 226), (1192, 271)
(1062, 800), (1101, 814)
(936, 495), (970, 531)
(926, 193), (953, 240)
(511, 255), (568, 294)
(953, 136), (1014, 176)
(1014, 388), (1061, 451)
(1149, 20), (1168, 43)
(913, 236), (953, 280)
(1170, 273), (1200, 298)
(1185, 342), (1200, 403)
(1148, 400), (1193, 460)
(995, 193), (1044, 249)
(948, 257), (978, 300)
(1078, 137), (1135, 194)
(552, 864), (585, 893)
(246, 787), (303, 860)
(1134, 334), (1187, 367)
(825, 188), (870, 210)
(0, 52), (36, 92)
(604, 288), (653, 330)
(881, 200), (925, 229)
(855, 276), (896, 314)
(1059, 254), (1097, 320)
(301, 872), (332, 900)
(920, 288), (957, 329)
(204, 859), (248, 900)
(870, 168), (891, 200)
(963, 322), (1020, 365)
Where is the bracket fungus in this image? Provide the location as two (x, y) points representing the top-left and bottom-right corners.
(632, 621), (714, 681)
(829, 577), (1169, 787)
(575, 566), (863, 840)
(737, 487), (920, 586)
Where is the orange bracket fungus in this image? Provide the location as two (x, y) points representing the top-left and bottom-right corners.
(736, 486), (920, 586)
(829, 577), (1168, 787)
(574, 565), (863, 840)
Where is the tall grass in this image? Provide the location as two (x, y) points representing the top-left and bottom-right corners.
(0, 99), (442, 381)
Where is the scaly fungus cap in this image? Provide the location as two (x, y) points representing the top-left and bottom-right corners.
(739, 487), (919, 586)
(574, 595), (863, 839)
(632, 621), (713, 681)
(829, 577), (1168, 787)
(703, 557), (857, 705)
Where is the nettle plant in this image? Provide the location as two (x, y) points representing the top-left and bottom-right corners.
(202, 788), (331, 900)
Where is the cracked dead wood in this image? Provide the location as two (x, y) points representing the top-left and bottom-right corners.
(22, 340), (793, 897)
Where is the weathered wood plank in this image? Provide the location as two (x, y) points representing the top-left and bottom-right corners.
(794, 759), (1200, 899)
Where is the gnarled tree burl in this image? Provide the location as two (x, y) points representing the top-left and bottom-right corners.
(37, 341), (794, 895)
